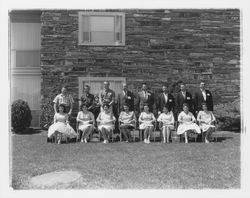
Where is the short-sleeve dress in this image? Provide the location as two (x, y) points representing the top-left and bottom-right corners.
(197, 110), (216, 132)
(157, 112), (175, 130)
(97, 111), (116, 131)
(77, 111), (94, 131)
(119, 111), (136, 128)
(48, 113), (77, 138)
(139, 112), (156, 130)
(177, 111), (201, 135)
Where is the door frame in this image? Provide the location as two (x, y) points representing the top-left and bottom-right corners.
(78, 77), (126, 99)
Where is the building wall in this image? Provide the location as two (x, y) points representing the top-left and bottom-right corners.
(40, 9), (240, 127)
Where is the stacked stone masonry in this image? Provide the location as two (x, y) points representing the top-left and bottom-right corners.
(40, 9), (240, 127)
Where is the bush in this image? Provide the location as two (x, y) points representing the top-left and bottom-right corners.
(11, 99), (32, 133)
(213, 99), (241, 131)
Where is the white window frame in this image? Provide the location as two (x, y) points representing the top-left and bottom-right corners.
(78, 12), (125, 46)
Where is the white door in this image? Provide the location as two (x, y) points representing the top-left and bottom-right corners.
(78, 77), (126, 103)
(11, 75), (41, 127)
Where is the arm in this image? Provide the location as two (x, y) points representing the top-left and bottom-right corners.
(170, 112), (175, 125)
(68, 95), (74, 115)
(178, 112), (183, 124)
(53, 114), (57, 124)
(76, 112), (82, 123)
(65, 114), (69, 124)
(109, 91), (115, 106)
(90, 112), (96, 126)
(99, 92), (103, 107)
(53, 103), (57, 114)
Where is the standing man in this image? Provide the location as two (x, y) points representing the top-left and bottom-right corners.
(117, 83), (135, 114)
(176, 82), (194, 116)
(79, 85), (95, 113)
(53, 86), (74, 115)
(156, 85), (175, 114)
(136, 83), (154, 113)
(99, 81), (115, 112)
(194, 81), (214, 114)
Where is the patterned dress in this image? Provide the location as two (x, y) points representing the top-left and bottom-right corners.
(177, 111), (201, 135)
(119, 111), (136, 128)
(48, 113), (76, 138)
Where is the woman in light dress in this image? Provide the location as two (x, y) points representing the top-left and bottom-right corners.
(119, 103), (136, 142)
(197, 102), (216, 143)
(76, 103), (95, 143)
(48, 104), (77, 144)
(139, 104), (156, 144)
(157, 105), (175, 143)
(177, 103), (201, 143)
(96, 103), (116, 144)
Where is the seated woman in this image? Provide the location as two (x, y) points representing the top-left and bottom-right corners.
(48, 104), (77, 144)
(118, 103), (136, 142)
(76, 103), (95, 143)
(197, 102), (216, 143)
(177, 103), (201, 143)
(96, 103), (116, 144)
(157, 105), (175, 143)
(139, 104), (156, 144)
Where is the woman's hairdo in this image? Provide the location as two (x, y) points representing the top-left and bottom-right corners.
(58, 104), (66, 113)
(183, 103), (189, 108)
(102, 102), (110, 108)
(163, 104), (171, 111)
(201, 102), (207, 107)
(123, 103), (130, 110)
(80, 103), (88, 110)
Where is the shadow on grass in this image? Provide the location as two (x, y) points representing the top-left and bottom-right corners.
(12, 128), (44, 135)
(213, 137), (233, 142)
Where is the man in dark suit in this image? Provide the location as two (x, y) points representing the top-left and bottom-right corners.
(136, 83), (154, 113)
(156, 85), (175, 114)
(117, 83), (135, 114)
(176, 82), (195, 116)
(79, 84), (95, 113)
(194, 81), (214, 114)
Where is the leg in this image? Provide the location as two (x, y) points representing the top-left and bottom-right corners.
(120, 127), (129, 141)
(205, 127), (214, 143)
(144, 128), (149, 142)
(84, 126), (93, 143)
(100, 127), (107, 142)
(184, 131), (188, 143)
(162, 126), (166, 143)
(148, 126), (154, 143)
(166, 126), (171, 143)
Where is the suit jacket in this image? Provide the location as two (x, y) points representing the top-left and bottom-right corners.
(156, 92), (175, 112)
(176, 91), (194, 114)
(118, 90), (134, 113)
(80, 93), (95, 108)
(136, 90), (154, 113)
(194, 89), (213, 112)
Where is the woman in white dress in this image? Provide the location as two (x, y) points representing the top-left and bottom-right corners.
(139, 104), (156, 144)
(177, 103), (201, 143)
(96, 103), (116, 144)
(157, 105), (175, 143)
(76, 103), (95, 143)
(119, 103), (136, 142)
(197, 102), (216, 143)
(48, 104), (77, 144)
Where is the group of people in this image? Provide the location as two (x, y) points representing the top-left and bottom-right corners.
(47, 81), (216, 144)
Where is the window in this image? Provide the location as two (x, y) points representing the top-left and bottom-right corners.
(78, 12), (125, 46)
(11, 22), (41, 68)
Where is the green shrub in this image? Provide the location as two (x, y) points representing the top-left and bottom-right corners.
(213, 99), (241, 131)
(11, 99), (32, 133)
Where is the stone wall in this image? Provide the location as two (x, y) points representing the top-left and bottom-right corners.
(40, 9), (240, 127)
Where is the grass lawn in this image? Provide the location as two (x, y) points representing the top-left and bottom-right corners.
(11, 130), (241, 189)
